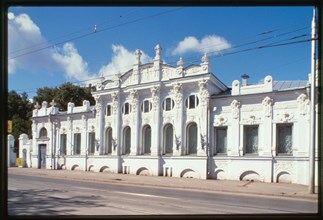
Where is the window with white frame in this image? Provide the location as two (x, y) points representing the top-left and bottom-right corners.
(39, 127), (47, 138)
(106, 104), (112, 116)
(244, 125), (258, 154)
(141, 100), (152, 113)
(163, 124), (173, 155)
(74, 133), (81, 155)
(88, 132), (95, 154)
(162, 97), (175, 111)
(276, 124), (293, 155)
(142, 125), (151, 154)
(123, 126), (131, 155)
(214, 127), (227, 155)
(105, 128), (112, 154)
(60, 134), (67, 155)
(122, 102), (131, 115)
(187, 122), (198, 155)
(185, 94), (199, 109)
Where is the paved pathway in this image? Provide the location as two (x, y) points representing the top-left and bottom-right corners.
(8, 167), (318, 201)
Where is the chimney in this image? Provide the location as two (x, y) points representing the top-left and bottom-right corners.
(241, 74), (249, 86)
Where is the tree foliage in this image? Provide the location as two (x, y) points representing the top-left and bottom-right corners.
(8, 83), (95, 154)
(8, 91), (33, 154)
(33, 82), (95, 111)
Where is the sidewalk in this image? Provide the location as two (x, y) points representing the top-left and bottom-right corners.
(8, 167), (318, 201)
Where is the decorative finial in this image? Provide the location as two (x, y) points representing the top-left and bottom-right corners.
(154, 44), (162, 60)
(50, 100), (56, 107)
(177, 57), (184, 66)
(135, 49), (142, 62)
(34, 102), (40, 109)
(201, 53), (208, 63)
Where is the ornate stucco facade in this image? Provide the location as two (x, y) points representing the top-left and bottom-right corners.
(21, 44), (318, 185)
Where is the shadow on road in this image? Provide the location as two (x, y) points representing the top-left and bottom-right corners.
(8, 188), (106, 216)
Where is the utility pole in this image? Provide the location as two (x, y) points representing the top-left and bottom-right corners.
(309, 6), (317, 194)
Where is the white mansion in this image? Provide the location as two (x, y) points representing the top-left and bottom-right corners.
(19, 44), (318, 186)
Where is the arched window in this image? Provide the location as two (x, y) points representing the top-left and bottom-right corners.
(105, 128), (112, 154)
(141, 100), (152, 113)
(185, 95), (199, 109)
(163, 124), (173, 155)
(88, 132), (96, 155)
(162, 97), (175, 111)
(122, 103), (131, 115)
(186, 122), (198, 155)
(142, 125), (151, 154)
(123, 126), (131, 155)
(106, 105), (112, 116)
(39, 127), (47, 138)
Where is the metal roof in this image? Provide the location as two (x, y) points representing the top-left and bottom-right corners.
(211, 80), (308, 98)
(272, 80), (308, 91)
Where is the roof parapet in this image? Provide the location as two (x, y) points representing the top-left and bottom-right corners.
(232, 75), (273, 95)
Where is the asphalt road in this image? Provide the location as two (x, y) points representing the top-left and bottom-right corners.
(8, 173), (318, 216)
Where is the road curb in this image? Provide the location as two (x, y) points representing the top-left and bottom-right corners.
(8, 168), (318, 201)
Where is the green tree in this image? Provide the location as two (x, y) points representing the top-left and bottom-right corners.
(8, 91), (33, 154)
(8, 83), (95, 155)
(33, 83), (95, 111)
(56, 83), (95, 111)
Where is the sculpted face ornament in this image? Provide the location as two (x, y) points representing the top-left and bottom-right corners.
(262, 96), (273, 117)
(297, 93), (309, 115)
(231, 99), (240, 119)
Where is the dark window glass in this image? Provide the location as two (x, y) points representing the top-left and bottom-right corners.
(60, 134), (67, 155)
(88, 132), (95, 154)
(106, 105), (111, 116)
(244, 126), (258, 154)
(277, 124), (292, 155)
(74, 133), (81, 155)
(215, 127), (227, 154)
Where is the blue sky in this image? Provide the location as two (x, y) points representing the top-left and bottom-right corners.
(8, 6), (314, 100)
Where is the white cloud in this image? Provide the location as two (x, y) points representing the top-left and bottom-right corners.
(8, 12), (154, 86)
(8, 12), (15, 20)
(8, 12), (96, 85)
(99, 44), (152, 78)
(8, 12), (54, 73)
(52, 43), (92, 83)
(172, 35), (231, 55)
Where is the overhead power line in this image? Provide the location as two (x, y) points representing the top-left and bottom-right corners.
(8, 7), (184, 60)
(9, 8), (143, 55)
(13, 36), (315, 97)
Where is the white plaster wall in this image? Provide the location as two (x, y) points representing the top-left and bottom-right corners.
(19, 134), (32, 168)
(120, 156), (160, 176)
(27, 47), (316, 186)
(162, 157), (207, 179)
(8, 134), (16, 167)
(87, 156), (118, 173)
(227, 158), (272, 182)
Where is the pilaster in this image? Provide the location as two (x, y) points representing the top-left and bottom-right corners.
(172, 82), (183, 156)
(230, 99), (240, 156)
(94, 95), (104, 155)
(111, 91), (120, 156)
(262, 96), (273, 156)
(151, 86), (160, 156)
(129, 89), (139, 156)
(197, 79), (209, 156)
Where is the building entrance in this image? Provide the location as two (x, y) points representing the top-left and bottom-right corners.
(38, 144), (46, 169)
